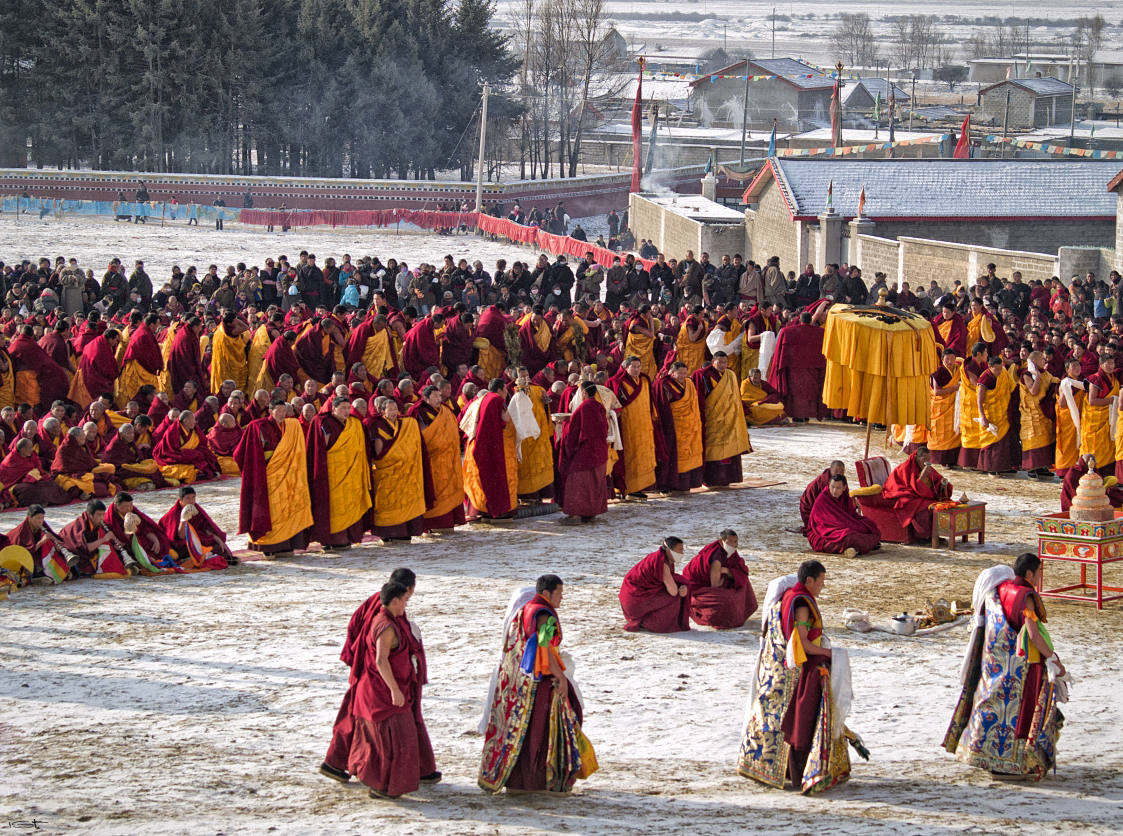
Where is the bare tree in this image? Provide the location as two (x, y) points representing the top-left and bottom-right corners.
(1074, 15), (1106, 94)
(562, 0), (625, 176)
(892, 15), (943, 71)
(834, 13), (880, 68)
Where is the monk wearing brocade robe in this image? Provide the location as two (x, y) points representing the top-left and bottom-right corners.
(806, 474), (880, 557)
(408, 387), (466, 531)
(461, 382), (518, 520)
(608, 356), (661, 499)
(234, 400), (313, 556)
(307, 397), (372, 550)
(928, 350), (962, 466)
(740, 368), (787, 426)
(654, 362), (703, 492)
(619, 538), (692, 633)
(479, 575), (591, 795)
(881, 447), (953, 541)
(692, 352), (752, 487)
(681, 529), (757, 630)
(944, 554), (1067, 779)
(739, 561), (860, 794)
(366, 398), (427, 543)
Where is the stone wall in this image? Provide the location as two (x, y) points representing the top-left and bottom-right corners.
(1057, 246), (1116, 281)
(853, 234), (901, 284)
(745, 185), (802, 268)
(628, 193), (748, 260)
(874, 219), (1113, 255)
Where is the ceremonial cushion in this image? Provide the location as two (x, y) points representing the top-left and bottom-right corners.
(855, 456), (891, 488)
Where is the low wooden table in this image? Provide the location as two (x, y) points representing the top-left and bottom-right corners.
(1035, 512), (1123, 609)
(932, 501), (986, 549)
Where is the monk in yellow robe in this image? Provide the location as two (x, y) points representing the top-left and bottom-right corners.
(246, 318), (276, 393)
(346, 313), (396, 382)
(367, 399), (426, 542)
(409, 385), (466, 531)
(927, 349), (961, 466)
(462, 382), (518, 519)
(608, 355), (659, 498)
(740, 368), (787, 426)
(692, 352), (752, 486)
(623, 306), (659, 382)
(555, 310), (589, 365)
(1055, 358), (1085, 479)
(512, 368), (555, 502)
(957, 342), (989, 470)
(116, 314), (164, 408)
(708, 305), (744, 382)
(975, 356), (1017, 475)
(307, 397), (372, 550)
(210, 312), (250, 393)
(1018, 350), (1056, 480)
(675, 307), (708, 374)
(965, 297), (1006, 357)
(654, 361), (704, 491)
(1080, 352), (1118, 477)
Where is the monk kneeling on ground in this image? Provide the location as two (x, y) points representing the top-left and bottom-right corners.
(805, 474), (881, 558)
(619, 537), (692, 633)
(681, 529), (757, 629)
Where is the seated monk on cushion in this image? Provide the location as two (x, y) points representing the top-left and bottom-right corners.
(1061, 453), (1123, 512)
(619, 537), (692, 633)
(52, 426), (118, 499)
(806, 474), (881, 558)
(102, 423), (173, 491)
(159, 486), (237, 569)
(152, 410), (221, 483)
(680, 529), (757, 630)
(740, 368), (789, 427)
(105, 491), (176, 574)
(206, 413), (244, 476)
(0, 438), (72, 507)
(7, 504), (77, 583)
(58, 499), (138, 578)
(799, 460), (845, 532)
(881, 446), (953, 541)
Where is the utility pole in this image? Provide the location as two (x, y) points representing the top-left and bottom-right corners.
(909, 75), (916, 133)
(1001, 90), (1010, 158)
(771, 8), (776, 59)
(474, 83), (490, 213)
(740, 62), (751, 165)
(1070, 67), (1078, 141)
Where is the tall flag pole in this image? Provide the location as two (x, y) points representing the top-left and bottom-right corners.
(630, 58), (644, 193)
(953, 114), (971, 159)
(887, 83), (896, 157)
(767, 118), (777, 157)
(831, 62), (844, 149)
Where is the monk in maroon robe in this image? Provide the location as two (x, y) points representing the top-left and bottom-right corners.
(171, 382), (201, 413)
(39, 323), (75, 372)
(8, 327), (70, 410)
(654, 363), (705, 492)
(440, 312), (475, 376)
(456, 366), (488, 400)
(0, 439), (72, 506)
(768, 314), (826, 421)
(556, 384), (609, 523)
(881, 448), (953, 540)
(58, 500), (133, 577)
(475, 305), (511, 370)
(152, 412), (221, 481)
(207, 417), (243, 457)
(931, 302), (968, 357)
(158, 486), (234, 567)
(68, 330), (120, 407)
(118, 316), (165, 403)
(681, 531), (757, 629)
(8, 507), (73, 579)
(167, 319), (209, 396)
(333, 580), (436, 798)
(346, 314), (398, 375)
(806, 475), (880, 556)
(52, 427), (118, 498)
(294, 320), (335, 385)
(105, 492), (174, 566)
(307, 400), (370, 548)
(464, 388), (517, 520)
(517, 308), (556, 377)
(71, 316), (105, 355)
(619, 539), (692, 633)
(1061, 454), (1123, 512)
(799, 462), (844, 530)
(401, 314), (444, 380)
(263, 331), (303, 388)
(102, 424), (170, 489)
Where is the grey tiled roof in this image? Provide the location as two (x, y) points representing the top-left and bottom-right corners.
(848, 78), (911, 102)
(983, 77), (1075, 96)
(767, 158), (1120, 219)
(749, 58), (838, 90)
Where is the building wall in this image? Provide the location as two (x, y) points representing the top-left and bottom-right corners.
(697, 80), (831, 131)
(980, 87), (1034, 128)
(746, 184), (802, 268)
(854, 234), (901, 285)
(1057, 246), (1116, 282)
(898, 237), (1059, 287)
(628, 193), (749, 259)
(872, 219), (1112, 255)
(1116, 192), (1123, 273)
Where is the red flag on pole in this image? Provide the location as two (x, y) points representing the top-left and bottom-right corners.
(630, 59), (644, 192)
(953, 114), (971, 159)
(830, 69), (842, 149)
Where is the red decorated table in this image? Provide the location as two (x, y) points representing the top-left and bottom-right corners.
(1035, 512), (1123, 609)
(932, 501), (986, 550)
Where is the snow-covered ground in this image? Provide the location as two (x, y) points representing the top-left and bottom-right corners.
(1, 217), (1122, 834)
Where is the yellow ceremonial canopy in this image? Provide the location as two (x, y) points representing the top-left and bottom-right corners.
(822, 302), (939, 454)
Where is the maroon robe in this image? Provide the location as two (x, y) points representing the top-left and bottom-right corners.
(607, 368), (666, 495)
(619, 549), (691, 633)
(306, 413), (366, 546)
(556, 395), (609, 517)
(167, 325), (209, 395)
(218, 404), (251, 428)
(263, 335), (303, 387)
(120, 325), (165, 394)
(466, 392), (516, 519)
(799, 469), (832, 527)
(171, 390), (199, 412)
(152, 425), (221, 480)
(806, 488), (880, 554)
(294, 323), (333, 384)
(105, 501), (172, 562)
(58, 512), (128, 576)
(406, 400), (465, 531)
(881, 452), (952, 539)
(692, 364), (743, 486)
(517, 319), (556, 377)
(475, 306), (510, 365)
(74, 334), (119, 402)
(0, 447), (70, 506)
(456, 371), (488, 399)
(931, 312), (968, 357)
(997, 577), (1047, 739)
(51, 435), (116, 497)
(779, 582), (827, 779)
(345, 609), (435, 796)
(768, 323), (826, 421)
(401, 317), (442, 380)
(101, 434), (169, 489)
(158, 500), (229, 567)
(234, 416), (310, 552)
(366, 415), (429, 540)
(681, 540), (757, 629)
(8, 334), (70, 409)
(345, 317), (398, 373)
(38, 331), (73, 370)
(207, 423), (244, 456)
(193, 403), (218, 436)
(440, 318), (474, 375)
